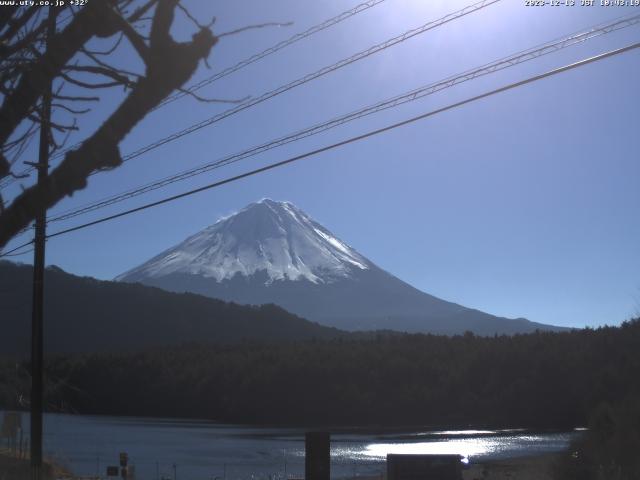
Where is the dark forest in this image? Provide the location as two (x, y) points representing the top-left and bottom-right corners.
(2, 319), (638, 429)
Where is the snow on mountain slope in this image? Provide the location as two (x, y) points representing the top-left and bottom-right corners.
(117, 199), (568, 335)
(116, 199), (369, 285)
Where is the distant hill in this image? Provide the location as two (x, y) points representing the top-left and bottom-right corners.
(0, 261), (343, 356)
(118, 199), (567, 335)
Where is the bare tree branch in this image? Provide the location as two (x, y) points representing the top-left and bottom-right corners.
(52, 93), (100, 102)
(0, 1), (119, 159)
(114, 13), (150, 62)
(51, 103), (92, 115)
(63, 64), (137, 87)
(0, 6), (19, 33)
(0, 0), (218, 248)
(176, 3), (215, 30)
(80, 47), (142, 79)
(27, 113), (78, 133)
(127, 0), (159, 23)
(0, 7), (38, 44)
(1, 23), (47, 60)
(81, 32), (124, 56)
(59, 72), (127, 90)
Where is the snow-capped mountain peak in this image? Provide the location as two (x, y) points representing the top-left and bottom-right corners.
(116, 199), (563, 335)
(117, 199), (369, 285)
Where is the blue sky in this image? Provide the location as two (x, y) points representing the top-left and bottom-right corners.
(4, 0), (640, 328)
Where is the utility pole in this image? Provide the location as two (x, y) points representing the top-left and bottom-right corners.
(30, 6), (55, 480)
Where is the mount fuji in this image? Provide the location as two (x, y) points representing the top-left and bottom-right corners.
(117, 199), (563, 335)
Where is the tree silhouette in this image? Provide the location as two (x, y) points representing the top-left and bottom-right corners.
(0, 0), (220, 249)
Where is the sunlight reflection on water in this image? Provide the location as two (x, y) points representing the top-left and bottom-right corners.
(349, 431), (578, 463)
(1, 411), (581, 480)
(363, 440), (491, 458)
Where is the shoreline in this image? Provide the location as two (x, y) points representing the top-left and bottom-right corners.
(0, 449), (76, 480)
(2, 447), (566, 480)
(463, 453), (563, 480)
(1, 407), (584, 435)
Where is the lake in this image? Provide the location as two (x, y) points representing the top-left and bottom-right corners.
(2, 411), (581, 479)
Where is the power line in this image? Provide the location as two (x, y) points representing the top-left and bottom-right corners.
(0, 0), (389, 190)
(0, 240), (34, 258)
(38, 0), (498, 172)
(2, 40), (637, 256)
(23, 0), (502, 222)
(39, 41), (640, 243)
(159, 0), (389, 108)
(0, 248), (34, 257)
(43, 12), (640, 226)
(110, 0), (501, 164)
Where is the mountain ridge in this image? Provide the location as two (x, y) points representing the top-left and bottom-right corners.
(0, 260), (344, 356)
(118, 199), (566, 335)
